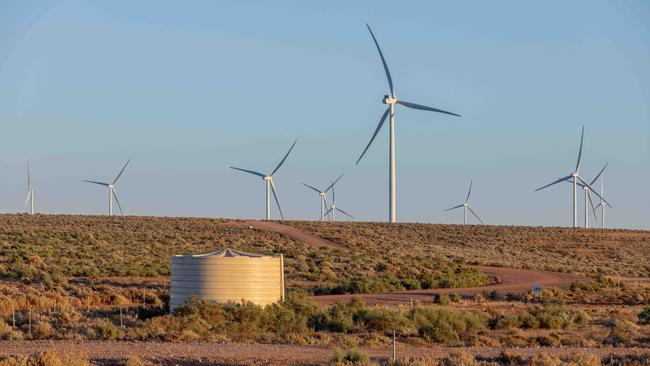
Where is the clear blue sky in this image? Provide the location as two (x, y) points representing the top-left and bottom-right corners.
(0, 1), (648, 228)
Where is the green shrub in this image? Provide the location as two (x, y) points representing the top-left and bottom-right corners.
(329, 349), (371, 366)
(410, 308), (487, 343)
(433, 294), (450, 305)
(639, 306), (650, 325)
(94, 320), (124, 340)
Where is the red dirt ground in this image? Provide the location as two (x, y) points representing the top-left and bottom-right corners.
(1, 340), (647, 366)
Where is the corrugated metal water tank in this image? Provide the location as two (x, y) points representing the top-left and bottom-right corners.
(170, 248), (284, 311)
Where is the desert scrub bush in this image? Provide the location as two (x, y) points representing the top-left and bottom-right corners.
(639, 305), (650, 325)
(93, 319), (125, 340)
(433, 293), (450, 305)
(329, 349), (372, 366)
(506, 303), (588, 330)
(409, 307), (488, 343)
(603, 319), (640, 346)
(0, 350), (91, 366)
(311, 297), (410, 334)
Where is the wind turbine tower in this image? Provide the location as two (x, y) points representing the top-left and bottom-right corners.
(23, 162), (36, 215)
(84, 159), (130, 216)
(231, 140), (297, 220)
(301, 174), (343, 221)
(445, 179), (483, 225)
(356, 24), (461, 223)
(535, 127), (609, 228)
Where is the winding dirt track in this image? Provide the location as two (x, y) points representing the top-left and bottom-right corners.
(237, 220), (585, 305)
(236, 220), (345, 250)
(312, 266), (584, 305)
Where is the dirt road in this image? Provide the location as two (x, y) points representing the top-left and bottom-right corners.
(236, 220), (345, 250)
(233, 221), (585, 305)
(312, 266), (583, 305)
(0, 340), (646, 365)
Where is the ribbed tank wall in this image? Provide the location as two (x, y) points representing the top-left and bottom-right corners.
(170, 254), (284, 311)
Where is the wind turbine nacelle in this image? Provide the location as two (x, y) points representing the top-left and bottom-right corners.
(382, 95), (397, 105)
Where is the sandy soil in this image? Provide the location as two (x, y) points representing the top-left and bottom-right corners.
(0, 340), (647, 365)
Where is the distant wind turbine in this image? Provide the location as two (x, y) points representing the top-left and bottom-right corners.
(230, 140), (297, 220)
(535, 127), (610, 228)
(355, 24), (461, 223)
(301, 174), (343, 221)
(324, 182), (354, 222)
(23, 162), (36, 215)
(84, 159), (130, 216)
(445, 179), (483, 225)
(595, 173), (612, 229)
(564, 163), (607, 228)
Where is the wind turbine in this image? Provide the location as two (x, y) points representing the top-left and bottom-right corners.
(595, 173), (612, 229)
(564, 163), (607, 228)
(84, 159), (130, 216)
(445, 179), (483, 225)
(324, 182), (354, 222)
(230, 140), (297, 221)
(535, 127), (610, 227)
(301, 174), (343, 221)
(355, 24), (461, 223)
(23, 162), (36, 215)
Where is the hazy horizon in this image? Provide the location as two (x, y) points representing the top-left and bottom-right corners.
(1, 1), (648, 229)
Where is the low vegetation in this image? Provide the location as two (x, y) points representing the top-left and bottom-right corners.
(0, 215), (490, 294)
(285, 221), (650, 277)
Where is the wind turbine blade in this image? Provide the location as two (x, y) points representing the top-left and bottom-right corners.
(356, 107), (390, 165)
(84, 180), (110, 187)
(445, 204), (464, 212)
(23, 191), (31, 212)
(590, 163), (608, 186)
(396, 100), (461, 117)
(366, 23), (395, 97)
(575, 126), (584, 171)
(331, 183), (335, 204)
(113, 159), (131, 185)
(587, 190), (598, 223)
(324, 173), (344, 193)
(465, 179), (473, 203)
(269, 179), (284, 220)
(112, 189), (124, 216)
(563, 179), (585, 188)
(324, 207), (333, 216)
(535, 175), (572, 192)
(271, 139), (297, 177)
(27, 162), (31, 189)
(301, 182), (322, 194)
(230, 167), (266, 178)
(577, 175), (612, 208)
(336, 207), (355, 219)
(467, 206), (484, 224)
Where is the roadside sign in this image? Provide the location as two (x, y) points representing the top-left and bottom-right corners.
(532, 284), (542, 296)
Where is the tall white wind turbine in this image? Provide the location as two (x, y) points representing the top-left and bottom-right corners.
(564, 163), (607, 228)
(84, 159), (130, 216)
(445, 179), (483, 225)
(324, 182), (354, 222)
(301, 174), (343, 221)
(355, 24), (461, 223)
(23, 162), (36, 215)
(595, 173), (612, 229)
(535, 127), (610, 227)
(231, 140), (297, 221)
